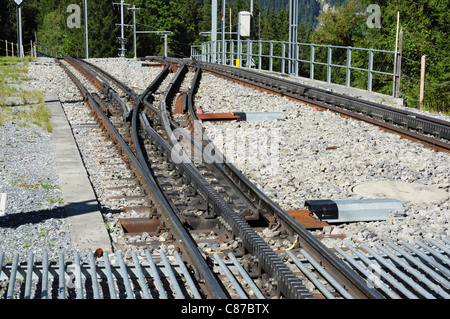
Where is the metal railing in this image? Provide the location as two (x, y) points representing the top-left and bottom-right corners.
(191, 40), (396, 94)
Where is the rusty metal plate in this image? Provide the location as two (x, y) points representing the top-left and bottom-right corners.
(119, 217), (162, 235)
(286, 210), (329, 229)
(174, 92), (187, 114)
(196, 112), (240, 121)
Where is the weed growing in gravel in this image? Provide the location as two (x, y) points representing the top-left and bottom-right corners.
(10, 176), (60, 190)
(0, 56), (52, 132)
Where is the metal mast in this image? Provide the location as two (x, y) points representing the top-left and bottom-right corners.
(289, 0), (298, 74)
(113, 0), (131, 57)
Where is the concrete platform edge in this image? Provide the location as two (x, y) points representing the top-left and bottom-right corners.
(46, 93), (112, 252)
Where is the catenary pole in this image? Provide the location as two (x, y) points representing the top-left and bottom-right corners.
(15, 0), (24, 58)
(212, 0), (217, 63)
(84, 0), (89, 58)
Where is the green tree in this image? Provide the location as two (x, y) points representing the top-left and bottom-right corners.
(356, 0), (450, 112)
(312, 0), (366, 46)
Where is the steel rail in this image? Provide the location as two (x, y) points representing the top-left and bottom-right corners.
(138, 63), (314, 299)
(65, 57), (134, 121)
(181, 66), (383, 299)
(136, 60), (381, 298)
(56, 58), (229, 299)
(59, 57), (381, 298)
(202, 62), (450, 152)
(137, 60), (383, 299)
(155, 57), (450, 153)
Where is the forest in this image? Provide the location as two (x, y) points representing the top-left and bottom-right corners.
(0, 0), (448, 113)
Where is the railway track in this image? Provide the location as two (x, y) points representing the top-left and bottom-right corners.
(154, 57), (450, 153)
(1, 56), (448, 300)
(58, 56), (383, 299)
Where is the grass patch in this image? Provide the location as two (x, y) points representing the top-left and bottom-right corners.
(0, 56), (52, 132)
(10, 176), (59, 190)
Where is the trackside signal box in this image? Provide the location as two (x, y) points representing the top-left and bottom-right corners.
(239, 11), (251, 37)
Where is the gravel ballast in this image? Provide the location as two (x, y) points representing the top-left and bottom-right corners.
(194, 72), (449, 248)
(0, 57), (448, 266)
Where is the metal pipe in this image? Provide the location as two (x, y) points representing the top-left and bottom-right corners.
(146, 251), (167, 299)
(58, 252), (65, 299)
(300, 248), (353, 299)
(88, 252), (100, 299)
(227, 252), (265, 299)
(41, 251), (48, 299)
(212, 0), (217, 63)
(416, 239), (450, 265)
(360, 243), (435, 299)
(17, 5), (24, 58)
(387, 242), (450, 289)
(24, 252), (34, 299)
(74, 251), (83, 299)
(84, 0), (89, 58)
(375, 242), (450, 298)
(287, 250), (335, 299)
(117, 251), (134, 299)
(6, 253), (19, 299)
(402, 240), (450, 278)
(160, 250), (185, 299)
(429, 238), (450, 256)
(345, 244), (417, 299)
(103, 252), (117, 299)
(214, 253), (248, 299)
(444, 238), (450, 246)
(174, 251), (202, 299)
(132, 251), (152, 299)
(131, 5), (137, 58)
(222, 0), (226, 64)
(333, 246), (400, 299)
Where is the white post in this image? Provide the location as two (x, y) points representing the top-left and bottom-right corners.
(120, 0), (125, 57)
(419, 55), (426, 110)
(247, 0), (253, 67)
(230, 7), (232, 65)
(221, 0), (226, 64)
(131, 5), (136, 58)
(212, 0), (217, 63)
(17, 4), (24, 57)
(164, 33), (168, 57)
(393, 10), (399, 97)
(84, 0), (89, 58)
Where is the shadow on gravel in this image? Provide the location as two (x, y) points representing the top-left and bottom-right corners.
(0, 207), (66, 228)
(59, 98), (84, 104)
(0, 199), (101, 228)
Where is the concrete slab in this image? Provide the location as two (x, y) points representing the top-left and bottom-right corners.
(351, 181), (449, 204)
(46, 93), (112, 252)
(233, 112), (284, 122)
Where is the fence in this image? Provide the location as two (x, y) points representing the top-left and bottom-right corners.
(0, 39), (36, 58)
(191, 40), (396, 95)
(0, 39), (66, 58)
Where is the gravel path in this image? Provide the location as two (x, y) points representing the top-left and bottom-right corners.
(0, 57), (448, 266)
(0, 58), (160, 263)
